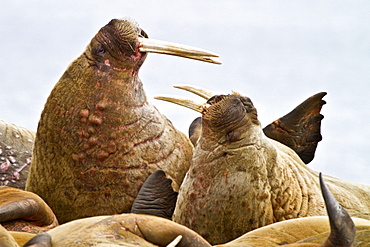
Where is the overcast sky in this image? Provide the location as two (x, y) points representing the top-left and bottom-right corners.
(1, 1), (369, 184)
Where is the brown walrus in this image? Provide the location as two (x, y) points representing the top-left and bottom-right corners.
(155, 85), (370, 244)
(25, 19), (220, 224)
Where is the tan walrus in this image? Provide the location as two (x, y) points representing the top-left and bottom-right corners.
(25, 19), (221, 224)
(155, 85), (370, 244)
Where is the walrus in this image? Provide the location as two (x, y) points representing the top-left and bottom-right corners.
(155, 85), (370, 244)
(25, 19), (221, 224)
(0, 120), (35, 189)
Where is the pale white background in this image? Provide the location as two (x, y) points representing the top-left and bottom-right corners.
(1, 1), (369, 184)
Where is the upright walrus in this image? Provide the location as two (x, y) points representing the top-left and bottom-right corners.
(26, 19), (221, 224)
(156, 85), (370, 244)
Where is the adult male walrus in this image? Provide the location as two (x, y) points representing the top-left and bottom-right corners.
(25, 19), (221, 224)
(156, 85), (370, 244)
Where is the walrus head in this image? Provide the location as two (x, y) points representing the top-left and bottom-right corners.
(87, 19), (148, 72)
(155, 85), (263, 149)
(86, 19), (220, 73)
(201, 94), (260, 144)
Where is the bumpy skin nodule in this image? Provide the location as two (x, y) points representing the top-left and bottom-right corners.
(25, 19), (192, 224)
(173, 94), (370, 245)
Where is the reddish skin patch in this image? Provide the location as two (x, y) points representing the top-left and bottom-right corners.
(104, 189), (111, 198)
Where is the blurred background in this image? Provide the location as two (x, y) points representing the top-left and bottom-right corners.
(1, 1), (369, 184)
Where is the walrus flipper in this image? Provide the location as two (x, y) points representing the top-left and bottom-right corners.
(0, 187), (58, 233)
(23, 232), (52, 247)
(263, 92), (327, 164)
(131, 170), (178, 220)
(189, 117), (202, 146)
(320, 173), (356, 247)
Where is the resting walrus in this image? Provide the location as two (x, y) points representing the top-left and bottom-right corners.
(25, 19), (220, 224)
(155, 85), (370, 244)
(0, 120), (34, 190)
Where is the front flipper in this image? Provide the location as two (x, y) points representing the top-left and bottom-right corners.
(263, 92), (326, 164)
(188, 117), (202, 146)
(23, 232), (52, 247)
(131, 170), (178, 220)
(0, 186), (58, 233)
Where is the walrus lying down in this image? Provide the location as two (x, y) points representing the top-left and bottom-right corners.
(2, 174), (369, 246)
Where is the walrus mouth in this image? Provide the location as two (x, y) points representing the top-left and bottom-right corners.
(138, 38), (222, 64)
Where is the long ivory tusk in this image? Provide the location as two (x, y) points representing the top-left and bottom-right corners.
(154, 95), (205, 113)
(173, 84), (214, 100)
(138, 38), (222, 64)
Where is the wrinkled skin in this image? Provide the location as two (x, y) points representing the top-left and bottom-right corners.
(172, 94), (370, 244)
(0, 120), (34, 189)
(25, 19), (193, 223)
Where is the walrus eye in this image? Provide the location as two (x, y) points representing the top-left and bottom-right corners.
(226, 130), (242, 142)
(97, 46), (105, 56)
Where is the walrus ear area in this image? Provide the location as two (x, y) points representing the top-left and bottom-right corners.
(239, 96), (259, 125)
(23, 232), (52, 247)
(131, 170), (178, 220)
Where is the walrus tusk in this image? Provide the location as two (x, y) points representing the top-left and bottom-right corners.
(154, 84), (217, 112)
(138, 38), (222, 64)
(154, 95), (205, 113)
(166, 235), (182, 247)
(173, 84), (214, 99)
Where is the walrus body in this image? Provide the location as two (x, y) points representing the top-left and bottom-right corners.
(214, 216), (370, 247)
(24, 19), (223, 223)
(167, 92), (370, 244)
